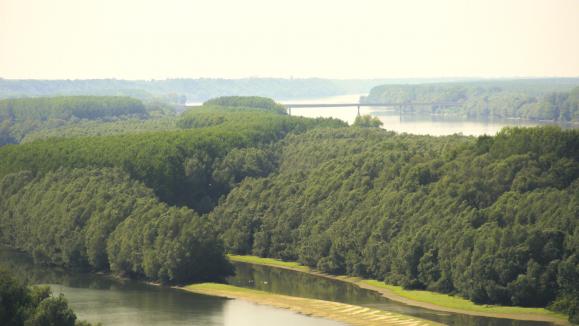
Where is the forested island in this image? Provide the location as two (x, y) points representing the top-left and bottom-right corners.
(0, 96), (577, 324)
(363, 79), (579, 122)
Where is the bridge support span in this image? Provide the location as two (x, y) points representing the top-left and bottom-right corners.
(283, 101), (460, 117)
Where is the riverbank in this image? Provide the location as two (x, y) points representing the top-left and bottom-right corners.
(181, 283), (441, 326)
(228, 255), (571, 326)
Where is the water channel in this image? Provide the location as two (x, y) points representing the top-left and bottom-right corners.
(0, 247), (341, 326)
(229, 261), (555, 326)
(2, 94), (570, 326)
(279, 94), (573, 136)
(0, 247), (557, 326)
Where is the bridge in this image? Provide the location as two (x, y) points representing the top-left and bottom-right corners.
(282, 102), (461, 116)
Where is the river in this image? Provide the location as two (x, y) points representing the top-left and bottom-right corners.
(0, 95), (569, 326)
(278, 94), (571, 136)
(0, 247), (341, 326)
(229, 262), (555, 326)
(0, 247), (558, 326)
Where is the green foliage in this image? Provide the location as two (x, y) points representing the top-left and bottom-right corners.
(0, 101), (345, 211)
(352, 115), (383, 128)
(0, 97), (346, 283)
(0, 268), (30, 326)
(0, 268), (93, 326)
(0, 96), (151, 146)
(0, 120), (16, 145)
(203, 96), (287, 114)
(177, 104), (344, 130)
(212, 126), (579, 322)
(0, 96), (146, 122)
(364, 81), (579, 122)
(0, 122), (254, 211)
(1, 92), (576, 322)
(549, 255), (579, 323)
(176, 105), (274, 129)
(25, 295), (76, 326)
(0, 168), (233, 283)
(212, 147), (277, 189)
(20, 117), (178, 143)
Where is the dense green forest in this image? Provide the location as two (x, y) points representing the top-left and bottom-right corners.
(0, 95), (577, 322)
(20, 117), (179, 143)
(0, 96), (344, 284)
(352, 114), (383, 128)
(0, 96), (147, 121)
(0, 96), (175, 146)
(364, 80), (579, 122)
(211, 126), (579, 322)
(12, 96), (286, 143)
(0, 168), (232, 283)
(203, 96), (287, 114)
(0, 98), (344, 211)
(0, 268), (95, 326)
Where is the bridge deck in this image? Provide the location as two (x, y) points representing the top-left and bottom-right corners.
(283, 102), (459, 108)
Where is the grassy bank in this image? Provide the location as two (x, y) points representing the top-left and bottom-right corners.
(361, 280), (565, 316)
(228, 254), (311, 272)
(182, 283), (441, 326)
(228, 255), (570, 325)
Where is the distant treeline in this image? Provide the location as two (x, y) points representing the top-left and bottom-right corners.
(203, 96), (287, 114)
(364, 79), (579, 122)
(0, 78), (405, 102)
(0, 96), (146, 121)
(0, 96), (175, 146)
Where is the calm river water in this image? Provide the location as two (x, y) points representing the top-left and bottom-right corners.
(229, 262), (554, 326)
(279, 94), (572, 136)
(0, 247), (557, 326)
(0, 247), (341, 326)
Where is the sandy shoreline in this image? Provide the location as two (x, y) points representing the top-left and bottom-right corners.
(228, 255), (571, 326)
(180, 283), (442, 326)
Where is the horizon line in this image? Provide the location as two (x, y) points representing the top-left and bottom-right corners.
(2, 76), (579, 81)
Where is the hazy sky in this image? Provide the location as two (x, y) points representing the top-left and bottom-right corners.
(1, 0), (578, 79)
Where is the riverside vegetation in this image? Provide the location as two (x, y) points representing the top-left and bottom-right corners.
(213, 125), (578, 323)
(0, 268), (96, 326)
(363, 79), (579, 122)
(0, 95), (577, 323)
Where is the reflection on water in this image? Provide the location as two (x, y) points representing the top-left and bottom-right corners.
(0, 246), (558, 326)
(46, 284), (342, 326)
(369, 110), (562, 136)
(279, 94), (573, 136)
(228, 262), (555, 326)
(0, 247), (342, 326)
